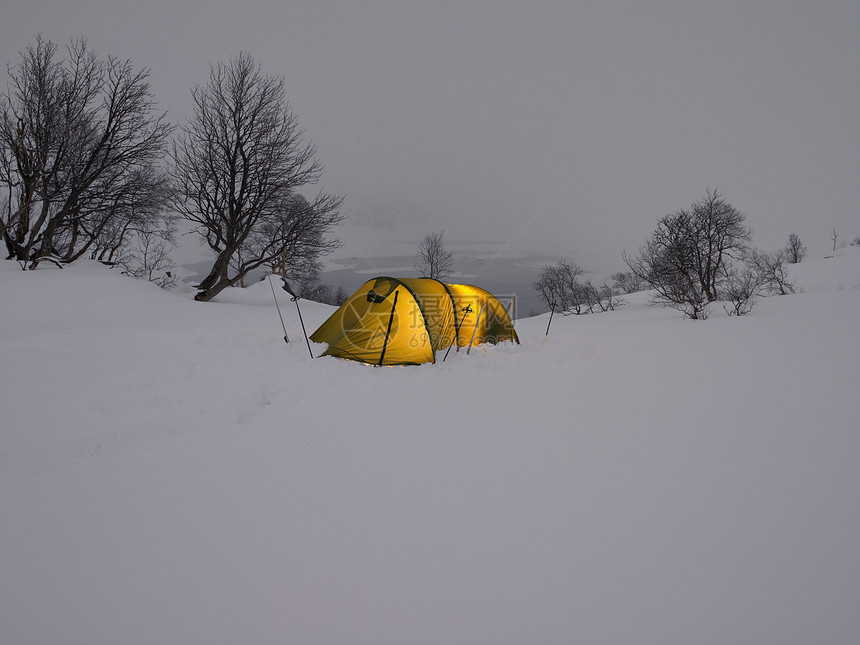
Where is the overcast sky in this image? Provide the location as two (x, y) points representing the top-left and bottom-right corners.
(3, 0), (858, 270)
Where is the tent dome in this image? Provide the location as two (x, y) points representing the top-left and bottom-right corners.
(309, 277), (519, 365)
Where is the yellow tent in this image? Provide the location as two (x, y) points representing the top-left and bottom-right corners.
(309, 277), (519, 365)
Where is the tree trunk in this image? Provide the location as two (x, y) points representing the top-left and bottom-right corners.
(194, 250), (237, 301)
(30, 214), (62, 268)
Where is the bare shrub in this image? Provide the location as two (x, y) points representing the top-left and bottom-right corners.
(119, 226), (177, 289)
(600, 283), (625, 311)
(784, 233), (807, 263)
(533, 259), (582, 313)
(299, 281), (332, 303)
(334, 286), (349, 305)
(721, 265), (759, 316)
(534, 260), (623, 315)
(611, 271), (645, 294)
(750, 249), (795, 295)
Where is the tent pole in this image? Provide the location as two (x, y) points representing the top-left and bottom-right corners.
(377, 290), (399, 366)
(466, 301), (486, 356)
(269, 276), (290, 344)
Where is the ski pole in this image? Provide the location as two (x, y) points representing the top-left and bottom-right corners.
(466, 301), (486, 356)
(280, 279), (314, 359)
(269, 276), (289, 344)
(442, 334), (457, 362)
(545, 301), (557, 336)
(456, 304), (473, 353)
(444, 303), (471, 361)
(290, 294), (314, 359)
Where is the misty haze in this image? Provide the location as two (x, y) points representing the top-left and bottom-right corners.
(2, 2), (858, 644)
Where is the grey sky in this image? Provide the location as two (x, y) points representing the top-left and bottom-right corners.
(3, 0), (858, 271)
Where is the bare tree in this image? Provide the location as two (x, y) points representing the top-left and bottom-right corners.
(533, 264), (562, 312)
(532, 259), (621, 315)
(261, 192), (339, 289)
(533, 259), (582, 313)
(750, 249), (794, 295)
(334, 286), (349, 306)
(415, 230), (453, 279)
(171, 52), (343, 301)
(686, 189), (752, 300)
(299, 281), (332, 303)
(595, 282), (624, 312)
(623, 213), (710, 319)
(624, 189), (750, 319)
(579, 281), (603, 314)
(611, 271), (644, 294)
(831, 227), (840, 252)
(118, 224), (177, 288)
(1, 36), (172, 268)
(784, 233), (807, 264)
(721, 264), (760, 316)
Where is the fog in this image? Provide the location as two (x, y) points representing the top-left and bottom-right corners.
(2, 0), (858, 275)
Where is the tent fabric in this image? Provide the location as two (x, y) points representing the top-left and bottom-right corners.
(309, 277), (519, 365)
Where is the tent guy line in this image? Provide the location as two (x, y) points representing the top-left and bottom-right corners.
(229, 370), (382, 524)
(476, 119), (632, 278)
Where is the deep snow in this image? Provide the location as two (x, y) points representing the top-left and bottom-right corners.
(1, 250), (859, 645)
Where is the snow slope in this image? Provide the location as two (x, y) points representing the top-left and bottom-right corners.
(1, 250), (859, 645)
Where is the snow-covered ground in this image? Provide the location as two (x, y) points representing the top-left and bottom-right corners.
(2, 250), (859, 645)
